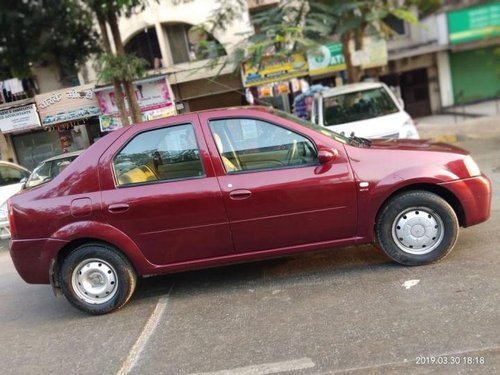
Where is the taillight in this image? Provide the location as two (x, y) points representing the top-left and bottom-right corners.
(7, 199), (16, 238)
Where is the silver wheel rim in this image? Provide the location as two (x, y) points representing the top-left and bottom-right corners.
(71, 258), (118, 304)
(392, 207), (445, 255)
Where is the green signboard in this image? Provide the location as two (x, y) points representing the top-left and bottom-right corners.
(448, 2), (500, 44)
(307, 42), (346, 76)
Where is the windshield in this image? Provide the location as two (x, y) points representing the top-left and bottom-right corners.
(323, 87), (399, 126)
(25, 156), (77, 189)
(271, 109), (350, 145)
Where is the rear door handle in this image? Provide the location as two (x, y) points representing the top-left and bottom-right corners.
(108, 203), (130, 213)
(229, 189), (252, 200)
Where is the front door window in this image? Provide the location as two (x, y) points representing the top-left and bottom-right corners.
(209, 118), (317, 173)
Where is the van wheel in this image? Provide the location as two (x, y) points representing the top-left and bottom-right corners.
(59, 243), (137, 315)
(376, 191), (459, 266)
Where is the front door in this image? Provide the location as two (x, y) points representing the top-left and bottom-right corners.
(100, 116), (233, 265)
(199, 113), (357, 253)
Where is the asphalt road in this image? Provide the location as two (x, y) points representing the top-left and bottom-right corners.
(0, 136), (499, 375)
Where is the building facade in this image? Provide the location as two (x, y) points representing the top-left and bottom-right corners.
(1, 0), (499, 168)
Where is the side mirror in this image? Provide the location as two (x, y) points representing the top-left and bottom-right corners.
(318, 149), (338, 164)
(398, 98), (405, 109)
(20, 177), (27, 190)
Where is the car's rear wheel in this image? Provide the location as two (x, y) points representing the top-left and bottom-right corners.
(59, 243), (137, 315)
(376, 191), (459, 266)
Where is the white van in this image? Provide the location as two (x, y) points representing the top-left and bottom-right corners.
(311, 82), (419, 139)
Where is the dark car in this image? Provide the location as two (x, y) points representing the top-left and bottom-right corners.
(8, 107), (491, 315)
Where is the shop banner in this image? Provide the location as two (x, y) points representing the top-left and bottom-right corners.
(0, 104), (41, 133)
(448, 2), (500, 44)
(241, 54), (309, 87)
(35, 84), (101, 126)
(95, 75), (176, 131)
(307, 42), (346, 76)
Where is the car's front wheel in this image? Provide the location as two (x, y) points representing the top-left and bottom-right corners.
(376, 191), (459, 266)
(59, 243), (137, 315)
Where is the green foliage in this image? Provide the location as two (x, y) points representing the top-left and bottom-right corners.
(0, 0), (100, 79)
(406, 0), (443, 17)
(96, 53), (149, 84)
(206, 0), (428, 77)
(84, 0), (151, 16)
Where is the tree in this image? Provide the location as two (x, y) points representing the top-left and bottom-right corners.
(85, 0), (151, 125)
(308, 0), (417, 83)
(207, 0), (421, 83)
(0, 0), (99, 81)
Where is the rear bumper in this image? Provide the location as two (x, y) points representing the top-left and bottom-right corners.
(9, 238), (68, 284)
(439, 174), (492, 227)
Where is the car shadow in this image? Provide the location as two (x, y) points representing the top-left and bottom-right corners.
(132, 244), (398, 303)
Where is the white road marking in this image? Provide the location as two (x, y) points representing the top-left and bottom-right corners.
(189, 358), (315, 375)
(116, 284), (174, 375)
(402, 279), (420, 289)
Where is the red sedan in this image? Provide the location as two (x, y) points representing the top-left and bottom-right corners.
(8, 107), (491, 314)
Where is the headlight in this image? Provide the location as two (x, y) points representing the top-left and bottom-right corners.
(399, 119), (420, 139)
(464, 155), (481, 177)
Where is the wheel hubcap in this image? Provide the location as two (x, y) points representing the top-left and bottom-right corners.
(71, 259), (118, 304)
(392, 208), (444, 255)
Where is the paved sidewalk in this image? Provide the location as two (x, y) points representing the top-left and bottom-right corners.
(0, 239), (7, 252)
(416, 114), (500, 143)
(416, 99), (500, 143)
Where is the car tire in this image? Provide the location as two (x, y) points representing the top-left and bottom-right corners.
(376, 191), (459, 266)
(59, 243), (137, 315)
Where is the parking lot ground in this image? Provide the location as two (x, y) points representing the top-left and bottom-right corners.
(0, 136), (499, 375)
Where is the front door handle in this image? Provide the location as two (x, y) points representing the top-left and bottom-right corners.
(108, 203), (130, 213)
(229, 189), (252, 200)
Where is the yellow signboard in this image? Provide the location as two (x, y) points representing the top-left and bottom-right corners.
(241, 54), (309, 87)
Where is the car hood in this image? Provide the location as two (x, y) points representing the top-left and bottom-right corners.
(344, 138), (472, 184)
(366, 138), (469, 155)
(325, 111), (409, 138)
(0, 183), (24, 206)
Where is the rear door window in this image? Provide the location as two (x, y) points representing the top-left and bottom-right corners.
(113, 124), (204, 186)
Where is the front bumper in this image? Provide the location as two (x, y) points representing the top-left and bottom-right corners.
(439, 174), (492, 227)
(9, 238), (68, 284)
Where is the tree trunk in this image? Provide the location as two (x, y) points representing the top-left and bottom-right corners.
(123, 80), (142, 124)
(107, 10), (142, 123)
(96, 12), (112, 53)
(341, 32), (361, 83)
(107, 11), (126, 55)
(96, 12), (129, 126)
(112, 79), (130, 126)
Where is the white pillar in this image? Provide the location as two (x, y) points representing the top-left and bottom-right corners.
(155, 22), (174, 68)
(437, 51), (454, 108)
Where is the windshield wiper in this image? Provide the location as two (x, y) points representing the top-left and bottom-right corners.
(349, 134), (372, 147)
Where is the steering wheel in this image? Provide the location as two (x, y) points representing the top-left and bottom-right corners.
(286, 140), (298, 165)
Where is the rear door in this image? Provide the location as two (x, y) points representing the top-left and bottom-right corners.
(99, 114), (233, 266)
(199, 111), (358, 254)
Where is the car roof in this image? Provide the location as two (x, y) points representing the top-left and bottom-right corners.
(191, 105), (273, 116)
(0, 160), (30, 173)
(319, 82), (386, 97)
(42, 150), (83, 163)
